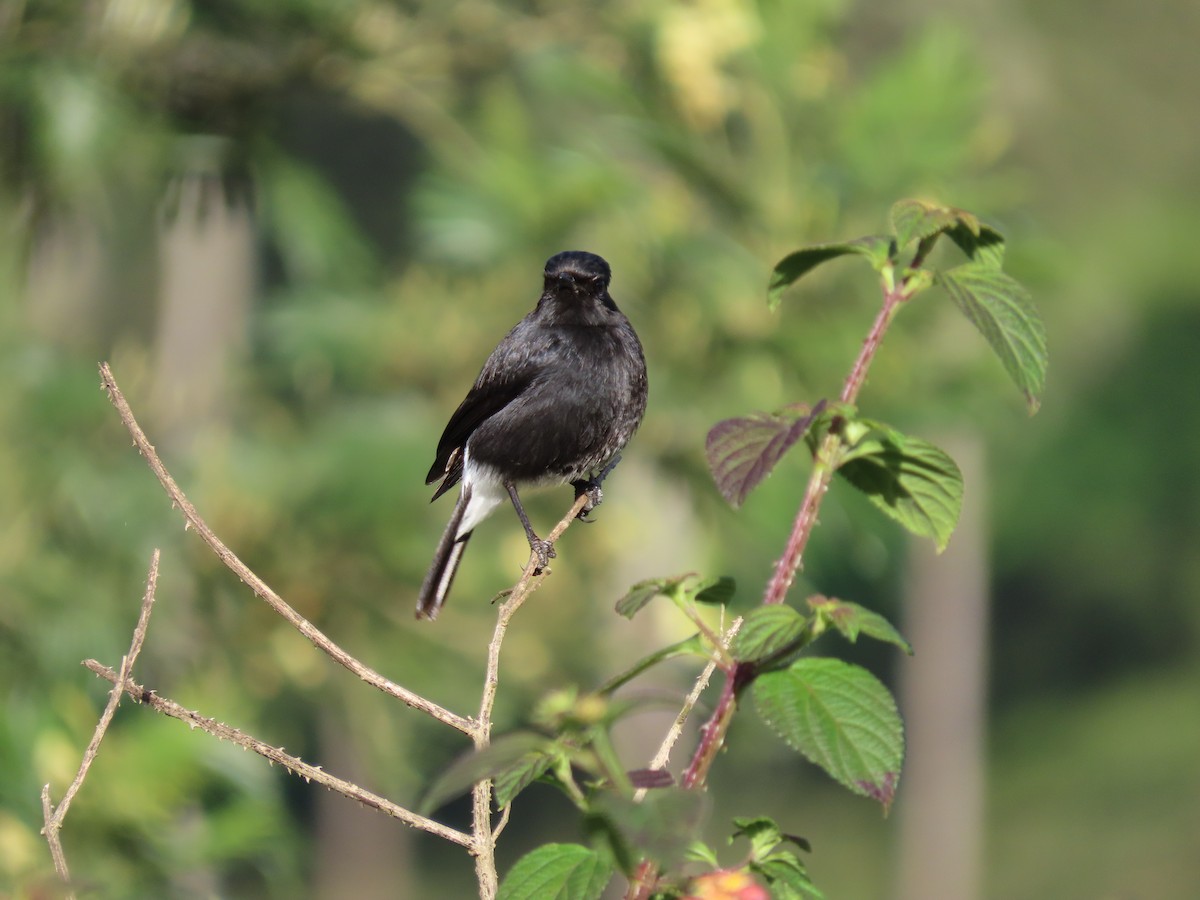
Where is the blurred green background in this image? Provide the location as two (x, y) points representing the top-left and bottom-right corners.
(2, 0), (1198, 898)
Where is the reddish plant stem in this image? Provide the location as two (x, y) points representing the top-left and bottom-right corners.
(680, 665), (749, 790)
(626, 861), (658, 900)
(679, 276), (907, 788)
(625, 275), (909, 899)
(763, 282), (904, 608)
(625, 668), (742, 898)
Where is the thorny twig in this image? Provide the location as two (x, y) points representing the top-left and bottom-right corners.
(98, 363), (472, 734)
(681, 276), (908, 792)
(83, 659), (474, 848)
(633, 616), (742, 803)
(471, 491), (591, 899)
(627, 274), (911, 900)
(91, 363), (596, 898)
(41, 550), (161, 897)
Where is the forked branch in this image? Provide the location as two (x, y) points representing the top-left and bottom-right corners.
(98, 363), (472, 735)
(93, 362), (596, 899)
(471, 490), (591, 898)
(41, 550), (161, 897)
(83, 659), (474, 848)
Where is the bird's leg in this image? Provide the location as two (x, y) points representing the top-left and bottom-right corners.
(570, 453), (622, 521)
(504, 481), (556, 571)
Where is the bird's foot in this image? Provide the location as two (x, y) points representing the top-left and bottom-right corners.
(571, 480), (604, 522)
(573, 454), (622, 521)
(529, 538), (557, 573)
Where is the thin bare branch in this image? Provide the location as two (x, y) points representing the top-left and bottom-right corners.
(98, 362), (472, 735)
(40, 786), (71, 896)
(99, 362), (601, 896)
(83, 659), (474, 849)
(479, 492), (590, 740)
(633, 616), (742, 803)
(470, 491), (591, 900)
(491, 804), (512, 842)
(41, 550), (161, 895)
(53, 551), (159, 822)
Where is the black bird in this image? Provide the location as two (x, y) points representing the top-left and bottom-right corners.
(416, 251), (648, 620)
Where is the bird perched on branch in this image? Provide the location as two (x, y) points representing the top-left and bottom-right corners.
(416, 251), (648, 620)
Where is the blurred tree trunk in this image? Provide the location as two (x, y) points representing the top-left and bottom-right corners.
(152, 169), (254, 448)
(894, 433), (989, 900)
(314, 711), (414, 899)
(24, 217), (107, 347)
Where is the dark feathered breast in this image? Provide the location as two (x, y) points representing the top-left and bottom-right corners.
(427, 315), (646, 495)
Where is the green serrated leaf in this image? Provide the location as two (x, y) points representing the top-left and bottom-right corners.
(494, 750), (555, 809)
(731, 816), (784, 860)
(730, 606), (808, 664)
(498, 843), (614, 900)
(837, 428), (963, 552)
(615, 576), (682, 619)
(890, 199), (965, 249)
(947, 222), (1006, 268)
(692, 575), (737, 605)
(707, 401), (825, 508)
(686, 840), (721, 868)
(838, 436), (887, 467)
(730, 815), (812, 862)
(421, 733), (552, 815)
(807, 596), (912, 655)
(937, 262), (1047, 413)
(752, 658), (904, 812)
(768, 237), (894, 310)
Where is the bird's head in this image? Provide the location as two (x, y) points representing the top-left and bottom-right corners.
(543, 251), (612, 298)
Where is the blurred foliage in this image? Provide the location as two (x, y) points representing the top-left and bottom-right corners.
(1, 0), (1197, 896)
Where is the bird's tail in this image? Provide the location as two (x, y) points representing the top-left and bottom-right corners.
(416, 487), (472, 620)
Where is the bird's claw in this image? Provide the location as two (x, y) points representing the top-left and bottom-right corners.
(530, 538), (556, 573)
(572, 480), (604, 522)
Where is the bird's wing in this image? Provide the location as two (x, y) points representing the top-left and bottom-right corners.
(425, 322), (558, 497)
